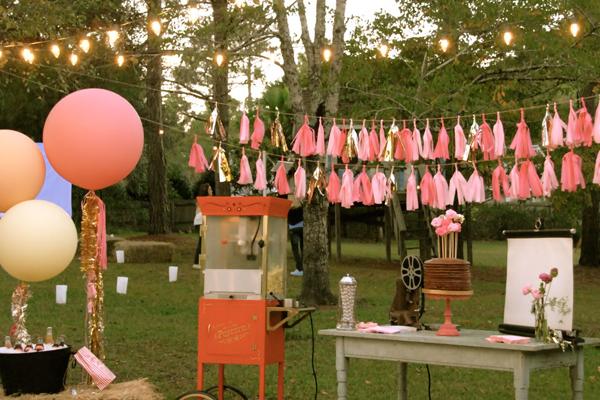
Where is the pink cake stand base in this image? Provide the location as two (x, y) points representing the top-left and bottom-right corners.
(423, 290), (473, 337)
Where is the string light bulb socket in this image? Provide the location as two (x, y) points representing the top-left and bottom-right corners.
(150, 19), (162, 36)
(322, 47), (333, 62)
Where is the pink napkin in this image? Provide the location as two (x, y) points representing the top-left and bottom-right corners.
(486, 335), (530, 344)
(74, 347), (116, 390)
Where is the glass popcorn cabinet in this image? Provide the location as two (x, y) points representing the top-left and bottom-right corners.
(195, 196), (312, 400)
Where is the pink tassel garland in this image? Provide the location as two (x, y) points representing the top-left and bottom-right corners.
(237, 148), (253, 185)
(510, 109), (535, 159)
(274, 157), (290, 195)
(315, 117), (326, 156)
(421, 119), (434, 160)
(406, 167), (419, 211)
(433, 119), (450, 160)
(550, 103), (566, 149)
(493, 112), (505, 158)
(239, 112), (250, 144)
(371, 167), (387, 205)
(541, 156), (559, 196)
(254, 154), (267, 192)
(432, 167), (449, 210)
(561, 150), (586, 192)
(250, 109), (265, 149)
(454, 116), (467, 161)
(447, 167), (469, 206)
(294, 161), (306, 200)
(292, 115), (316, 156)
(339, 165), (355, 208)
(419, 166), (436, 206)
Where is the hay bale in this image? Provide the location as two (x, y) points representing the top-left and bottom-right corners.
(113, 241), (175, 263)
(13, 379), (163, 400)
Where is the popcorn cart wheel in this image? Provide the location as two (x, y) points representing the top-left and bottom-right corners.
(177, 384), (248, 400)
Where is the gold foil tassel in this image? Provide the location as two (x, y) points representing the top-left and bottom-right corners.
(270, 111), (288, 152)
(11, 282), (31, 344)
(381, 120), (397, 162)
(344, 119), (358, 159)
(218, 145), (233, 182)
(541, 104), (552, 148)
(217, 118), (227, 141)
(307, 162), (327, 203)
(81, 190), (105, 359)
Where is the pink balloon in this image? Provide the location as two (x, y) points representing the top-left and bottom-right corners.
(43, 89), (144, 190)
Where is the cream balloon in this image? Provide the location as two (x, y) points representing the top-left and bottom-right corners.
(0, 200), (78, 282)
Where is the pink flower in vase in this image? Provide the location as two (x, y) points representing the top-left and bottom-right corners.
(435, 226), (449, 236)
(445, 209), (458, 218)
(522, 284), (533, 295)
(448, 222), (462, 233)
(431, 216), (444, 227)
(539, 272), (552, 284)
(531, 289), (542, 299)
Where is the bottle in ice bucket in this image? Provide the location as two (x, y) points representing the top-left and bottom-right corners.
(45, 327), (53, 345)
(13, 341), (23, 351)
(24, 342), (33, 352)
(4, 336), (11, 349)
(336, 274), (357, 331)
(35, 338), (44, 352)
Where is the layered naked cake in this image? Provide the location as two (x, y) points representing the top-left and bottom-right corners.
(423, 258), (472, 295)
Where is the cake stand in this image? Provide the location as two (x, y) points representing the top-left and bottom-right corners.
(422, 289), (473, 336)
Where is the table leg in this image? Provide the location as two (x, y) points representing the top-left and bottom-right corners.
(336, 338), (348, 400)
(514, 356), (530, 400)
(570, 349), (584, 400)
(397, 362), (408, 400)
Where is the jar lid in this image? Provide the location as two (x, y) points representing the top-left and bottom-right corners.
(340, 274), (355, 284)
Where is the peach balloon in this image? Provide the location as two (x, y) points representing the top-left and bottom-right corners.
(0, 200), (78, 282)
(0, 130), (46, 212)
(43, 88), (144, 190)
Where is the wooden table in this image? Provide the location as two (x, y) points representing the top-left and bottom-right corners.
(319, 329), (600, 400)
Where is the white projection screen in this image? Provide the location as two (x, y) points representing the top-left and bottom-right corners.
(504, 230), (574, 331)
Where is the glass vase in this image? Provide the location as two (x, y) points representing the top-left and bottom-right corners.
(534, 300), (550, 342)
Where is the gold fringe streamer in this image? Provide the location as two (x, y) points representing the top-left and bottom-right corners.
(270, 111), (288, 152)
(11, 282), (31, 345)
(81, 191), (105, 360)
(307, 163), (327, 203)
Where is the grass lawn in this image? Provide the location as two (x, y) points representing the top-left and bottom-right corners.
(0, 237), (599, 399)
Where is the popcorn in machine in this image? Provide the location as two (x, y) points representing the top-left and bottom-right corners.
(195, 196), (314, 400)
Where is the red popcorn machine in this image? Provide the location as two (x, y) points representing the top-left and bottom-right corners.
(193, 196), (313, 400)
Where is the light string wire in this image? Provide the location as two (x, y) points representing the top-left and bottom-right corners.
(1, 64), (598, 174)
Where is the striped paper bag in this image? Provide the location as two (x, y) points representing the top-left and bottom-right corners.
(74, 347), (116, 390)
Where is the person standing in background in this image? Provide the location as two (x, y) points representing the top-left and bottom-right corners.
(193, 183), (212, 270)
(288, 198), (304, 277)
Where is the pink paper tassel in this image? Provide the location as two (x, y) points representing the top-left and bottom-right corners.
(541, 156), (558, 196)
(357, 120), (370, 161)
(561, 150), (586, 192)
(510, 109), (536, 159)
(239, 112), (250, 144)
(525, 160), (543, 198)
(594, 101), (600, 144)
(339, 165), (355, 208)
(508, 164), (520, 200)
(433, 119), (450, 160)
(577, 97), (593, 147)
(400, 125), (414, 162)
(479, 114), (495, 160)
(419, 166), (435, 206)
(593, 151), (600, 185)
(412, 119), (422, 162)
(327, 119), (342, 157)
(188, 136), (209, 173)
(294, 162), (306, 200)
(327, 162), (341, 203)
(406, 167), (419, 211)
(393, 121), (409, 161)
(378, 120), (387, 157)
(566, 100), (581, 147)
(493, 112), (505, 158)
(274, 158), (290, 195)
(550, 103), (566, 149)
(432, 167), (449, 210)
(421, 119), (434, 160)
(254, 154), (267, 192)
(338, 120), (348, 157)
(368, 121), (380, 161)
(353, 165), (374, 205)
(454, 117), (466, 161)
(371, 167), (387, 205)
(292, 115), (316, 156)
(237, 148), (253, 185)
(466, 168), (485, 203)
(447, 167), (468, 206)
(315, 117), (326, 156)
(250, 109), (265, 149)
(491, 164), (510, 202)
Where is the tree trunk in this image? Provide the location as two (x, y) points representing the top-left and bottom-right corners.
(300, 196), (336, 305)
(211, 0), (231, 196)
(324, 0), (347, 115)
(579, 188), (600, 267)
(145, 0), (169, 234)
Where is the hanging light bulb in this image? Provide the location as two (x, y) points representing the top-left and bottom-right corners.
(107, 30), (120, 47)
(69, 53), (79, 66)
(21, 48), (35, 64)
(79, 38), (91, 53)
(503, 30), (513, 46)
(439, 38), (450, 53)
(0, 49), (3, 59)
(150, 19), (162, 36)
(50, 44), (61, 58)
(570, 21), (580, 37)
(188, 5), (201, 22)
(159, 128), (165, 135)
(322, 47), (332, 62)
(116, 54), (125, 67)
(378, 43), (389, 58)
(214, 51), (225, 66)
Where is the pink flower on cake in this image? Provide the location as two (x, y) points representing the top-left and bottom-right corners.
(435, 226), (448, 236)
(431, 216), (443, 227)
(445, 209), (458, 218)
(448, 222), (462, 233)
